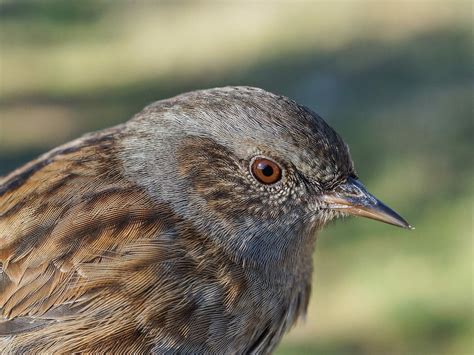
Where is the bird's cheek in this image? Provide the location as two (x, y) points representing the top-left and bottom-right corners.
(307, 198), (343, 227)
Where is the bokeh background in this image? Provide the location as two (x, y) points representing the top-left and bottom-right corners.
(0, 1), (472, 354)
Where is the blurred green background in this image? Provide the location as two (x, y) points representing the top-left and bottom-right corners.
(0, 1), (472, 354)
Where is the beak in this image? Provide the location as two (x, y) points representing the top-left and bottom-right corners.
(322, 177), (413, 229)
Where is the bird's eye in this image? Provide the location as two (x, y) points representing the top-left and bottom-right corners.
(250, 157), (282, 185)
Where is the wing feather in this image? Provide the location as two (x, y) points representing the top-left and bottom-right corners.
(0, 132), (164, 325)
(0, 130), (253, 353)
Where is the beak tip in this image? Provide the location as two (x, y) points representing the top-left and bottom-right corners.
(393, 215), (413, 230)
(387, 220), (412, 230)
(387, 214), (413, 230)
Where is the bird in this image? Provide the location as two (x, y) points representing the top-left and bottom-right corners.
(0, 86), (411, 353)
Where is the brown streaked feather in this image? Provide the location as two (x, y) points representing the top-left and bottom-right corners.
(0, 130), (276, 353)
(0, 132), (171, 351)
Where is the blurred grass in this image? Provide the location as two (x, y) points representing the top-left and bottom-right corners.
(0, 1), (472, 354)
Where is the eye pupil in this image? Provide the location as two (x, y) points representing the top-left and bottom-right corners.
(258, 162), (274, 177)
(251, 157), (282, 184)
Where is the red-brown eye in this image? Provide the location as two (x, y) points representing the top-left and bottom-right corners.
(251, 158), (282, 184)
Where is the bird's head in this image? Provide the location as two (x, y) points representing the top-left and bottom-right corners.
(120, 86), (410, 267)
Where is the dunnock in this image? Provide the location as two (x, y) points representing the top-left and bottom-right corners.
(0, 87), (410, 353)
